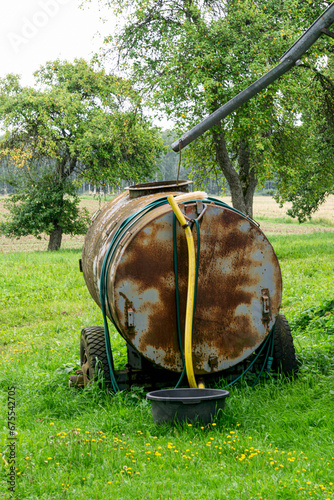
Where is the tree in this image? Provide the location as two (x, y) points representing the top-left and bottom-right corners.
(0, 59), (164, 250)
(272, 57), (334, 221)
(91, 0), (333, 217)
(0, 162), (90, 251)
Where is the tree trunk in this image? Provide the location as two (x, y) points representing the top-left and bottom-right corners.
(212, 129), (258, 217)
(48, 224), (63, 251)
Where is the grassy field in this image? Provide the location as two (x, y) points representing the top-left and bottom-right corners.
(0, 194), (333, 253)
(0, 196), (334, 499)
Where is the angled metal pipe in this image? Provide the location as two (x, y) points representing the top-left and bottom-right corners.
(171, 3), (334, 152)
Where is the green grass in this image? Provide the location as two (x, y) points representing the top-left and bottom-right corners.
(1, 233), (334, 499)
(256, 215), (334, 228)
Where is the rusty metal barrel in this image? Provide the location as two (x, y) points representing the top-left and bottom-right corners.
(81, 181), (282, 375)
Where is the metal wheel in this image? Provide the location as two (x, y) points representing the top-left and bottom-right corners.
(273, 314), (298, 376)
(80, 326), (111, 386)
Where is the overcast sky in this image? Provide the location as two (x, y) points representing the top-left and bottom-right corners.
(0, 0), (114, 85)
(0, 0), (173, 129)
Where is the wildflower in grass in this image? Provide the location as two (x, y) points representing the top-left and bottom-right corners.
(50, 422), (54, 425)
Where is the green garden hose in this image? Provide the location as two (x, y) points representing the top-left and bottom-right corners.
(99, 194), (275, 392)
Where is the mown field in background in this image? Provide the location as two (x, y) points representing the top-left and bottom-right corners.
(0, 194), (333, 253)
(0, 196), (333, 499)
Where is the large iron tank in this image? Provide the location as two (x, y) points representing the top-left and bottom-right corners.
(73, 4), (334, 389)
(80, 180), (285, 385)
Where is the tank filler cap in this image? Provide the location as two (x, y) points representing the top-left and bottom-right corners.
(127, 180), (193, 199)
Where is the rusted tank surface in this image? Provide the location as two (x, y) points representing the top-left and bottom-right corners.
(82, 181), (282, 375)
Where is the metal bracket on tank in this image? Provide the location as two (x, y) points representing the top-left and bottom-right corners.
(183, 201), (207, 222)
(208, 355), (218, 371)
(196, 200), (203, 215)
(119, 231), (133, 248)
(261, 288), (271, 321)
(127, 308), (134, 327)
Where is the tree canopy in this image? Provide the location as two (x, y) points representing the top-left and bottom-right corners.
(272, 56), (334, 220)
(92, 0), (334, 218)
(0, 59), (164, 249)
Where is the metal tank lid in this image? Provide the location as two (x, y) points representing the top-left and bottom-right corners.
(127, 180), (192, 199)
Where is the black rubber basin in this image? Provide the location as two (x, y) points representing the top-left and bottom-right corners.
(146, 388), (230, 424)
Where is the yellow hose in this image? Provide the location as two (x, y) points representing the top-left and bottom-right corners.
(167, 195), (197, 389)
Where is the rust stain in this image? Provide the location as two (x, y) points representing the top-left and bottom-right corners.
(81, 192), (282, 375)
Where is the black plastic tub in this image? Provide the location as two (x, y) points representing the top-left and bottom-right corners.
(146, 388), (230, 424)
